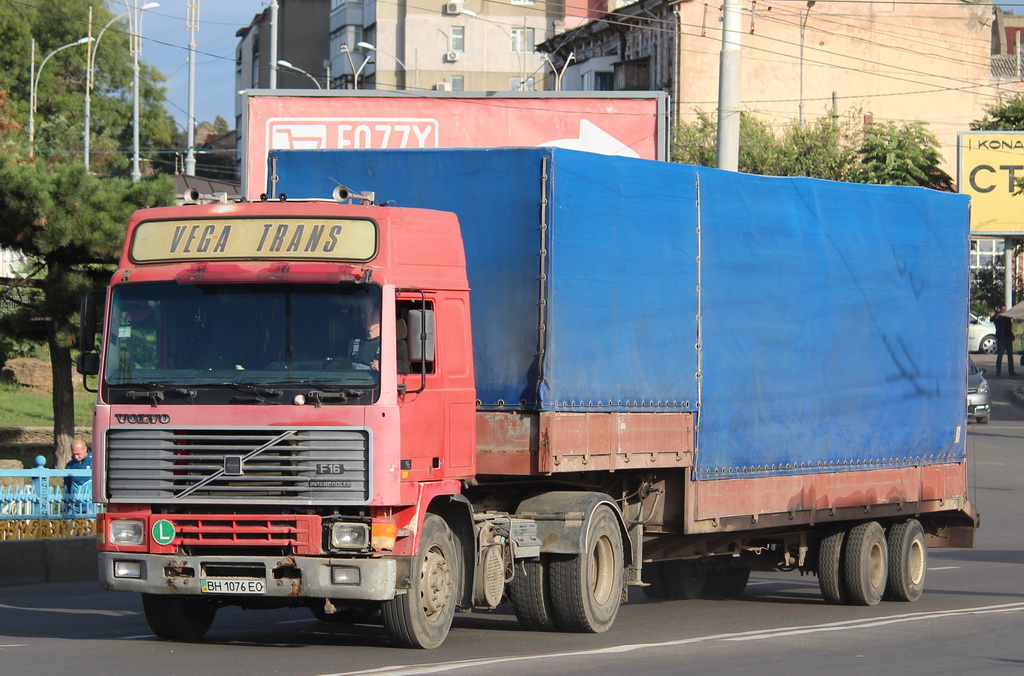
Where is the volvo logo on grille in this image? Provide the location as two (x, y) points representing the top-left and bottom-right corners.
(115, 414), (171, 424)
(224, 456), (243, 475)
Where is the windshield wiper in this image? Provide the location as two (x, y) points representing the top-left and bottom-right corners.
(228, 383), (284, 403)
(123, 382), (198, 407)
(306, 388), (364, 407)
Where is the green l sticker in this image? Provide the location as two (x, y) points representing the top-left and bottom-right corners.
(152, 519), (176, 546)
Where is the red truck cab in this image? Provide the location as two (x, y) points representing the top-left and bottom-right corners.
(85, 198), (476, 647)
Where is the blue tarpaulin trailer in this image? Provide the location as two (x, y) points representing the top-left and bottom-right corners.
(267, 147), (970, 483)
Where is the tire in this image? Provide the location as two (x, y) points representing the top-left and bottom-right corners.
(704, 566), (750, 598)
(817, 529), (847, 605)
(382, 514), (459, 649)
(142, 594), (217, 640)
(979, 335), (996, 354)
(549, 505), (624, 633)
(507, 556), (559, 631)
(844, 521), (888, 606)
(886, 519), (927, 602)
(662, 559), (707, 599)
(977, 414), (990, 425)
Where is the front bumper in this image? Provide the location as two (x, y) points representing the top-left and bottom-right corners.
(98, 551), (398, 601)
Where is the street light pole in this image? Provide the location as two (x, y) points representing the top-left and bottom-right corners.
(128, 0), (154, 182)
(357, 41), (414, 90)
(185, 0), (197, 176)
(459, 9), (526, 90)
(276, 60), (323, 89)
(30, 36), (92, 159)
(85, 3), (157, 172)
(799, 0), (816, 126)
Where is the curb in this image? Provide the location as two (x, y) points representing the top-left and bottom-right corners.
(0, 537), (97, 586)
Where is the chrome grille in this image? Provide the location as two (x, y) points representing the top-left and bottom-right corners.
(106, 427), (371, 505)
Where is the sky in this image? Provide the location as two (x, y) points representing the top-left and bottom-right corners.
(140, 0), (268, 131)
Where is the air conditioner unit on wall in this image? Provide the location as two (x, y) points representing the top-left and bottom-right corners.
(435, 82), (452, 91)
(445, 51), (460, 62)
(444, 1), (463, 15)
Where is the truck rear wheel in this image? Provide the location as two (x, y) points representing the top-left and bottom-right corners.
(142, 594), (217, 640)
(549, 505), (624, 633)
(885, 519), (927, 602)
(383, 514), (459, 649)
(817, 529), (847, 605)
(844, 521), (888, 606)
(507, 556), (559, 631)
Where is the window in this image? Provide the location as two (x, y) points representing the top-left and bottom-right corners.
(971, 239), (1005, 270)
(511, 77), (535, 91)
(511, 0), (535, 4)
(511, 27), (535, 53)
(452, 26), (465, 53)
(451, 75), (465, 91)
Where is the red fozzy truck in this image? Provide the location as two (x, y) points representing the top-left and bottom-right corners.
(80, 148), (977, 649)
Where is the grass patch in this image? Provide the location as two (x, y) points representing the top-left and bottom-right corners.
(0, 381), (94, 428)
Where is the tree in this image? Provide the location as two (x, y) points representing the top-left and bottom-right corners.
(856, 121), (954, 191)
(0, 157), (175, 466)
(673, 110), (952, 190)
(0, 1), (175, 175)
(971, 94), (1024, 131)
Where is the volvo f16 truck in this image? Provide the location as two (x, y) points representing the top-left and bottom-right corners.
(79, 148), (977, 648)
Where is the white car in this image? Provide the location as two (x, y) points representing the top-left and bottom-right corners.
(969, 313), (996, 354)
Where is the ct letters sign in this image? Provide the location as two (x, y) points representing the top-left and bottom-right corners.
(958, 131), (1024, 235)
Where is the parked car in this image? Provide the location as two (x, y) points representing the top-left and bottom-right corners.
(969, 313), (996, 354)
(968, 357), (991, 424)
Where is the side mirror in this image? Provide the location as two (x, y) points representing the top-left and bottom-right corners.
(77, 291), (104, 392)
(407, 309), (435, 362)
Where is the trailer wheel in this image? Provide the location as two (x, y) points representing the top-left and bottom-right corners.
(844, 521), (888, 606)
(142, 594), (217, 640)
(507, 556), (559, 631)
(704, 566), (750, 598)
(663, 560), (707, 599)
(817, 529), (847, 605)
(549, 505), (624, 633)
(383, 514), (459, 649)
(885, 519), (927, 602)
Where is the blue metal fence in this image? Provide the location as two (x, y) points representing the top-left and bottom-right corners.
(0, 455), (98, 520)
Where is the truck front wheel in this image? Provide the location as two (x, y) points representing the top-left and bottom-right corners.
(142, 594), (217, 640)
(383, 514), (459, 649)
(549, 505), (624, 633)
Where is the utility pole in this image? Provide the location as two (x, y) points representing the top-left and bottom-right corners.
(269, 0), (279, 88)
(185, 0), (199, 176)
(716, 0), (741, 171)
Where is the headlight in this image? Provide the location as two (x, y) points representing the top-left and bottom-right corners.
(109, 519), (146, 545)
(980, 381), (989, 393)
(330, 523), (369, 550)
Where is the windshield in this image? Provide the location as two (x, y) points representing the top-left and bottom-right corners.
(104, 282), (381, 397)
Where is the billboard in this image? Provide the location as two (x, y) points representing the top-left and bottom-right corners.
(958, 131), (1024, 235)
(241, 90), (670, 199)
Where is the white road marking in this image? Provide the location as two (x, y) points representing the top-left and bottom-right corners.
(927, 566), (960, 571)
(321, 602), (1024, 676)
(0, 603), (135, 617)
